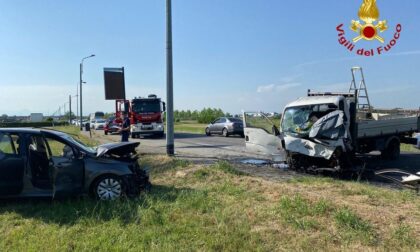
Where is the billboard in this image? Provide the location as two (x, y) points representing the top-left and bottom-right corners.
(104, 67), (125, 100)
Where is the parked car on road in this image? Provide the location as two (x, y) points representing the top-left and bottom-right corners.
(92, 119), (107, 130)
(0, 128), (150, 200)
(104, 117), (122, 135)
(205, 117), (244, 137)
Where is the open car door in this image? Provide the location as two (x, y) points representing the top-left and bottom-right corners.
(43, 135), (84, 198)
(243, 112), (285, 161)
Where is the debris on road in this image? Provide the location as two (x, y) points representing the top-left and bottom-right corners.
(375, 169), (420, 192)
(272, 163), (289, 170)
(241, 159), (270, 165)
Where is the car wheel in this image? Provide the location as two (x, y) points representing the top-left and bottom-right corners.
(93, 175), (124, 200)
(131, 133), (136, 138)
(205, 127), (211, 136)
(222, 128), (229, 137)
(105, 131), (108, 135)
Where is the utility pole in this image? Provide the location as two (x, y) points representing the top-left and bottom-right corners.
(69, 95), (72, 124)
(76, 83), (79, 122)
(166, 0), (174, 156)
(79, 62), (83, 130)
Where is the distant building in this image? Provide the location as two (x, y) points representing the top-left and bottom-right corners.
(29, 113), (43, 122)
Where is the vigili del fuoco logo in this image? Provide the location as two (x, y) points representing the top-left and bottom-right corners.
(336, 0), (402, 56)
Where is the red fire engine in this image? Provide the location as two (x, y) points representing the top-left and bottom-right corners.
(115, 94), (166, 138)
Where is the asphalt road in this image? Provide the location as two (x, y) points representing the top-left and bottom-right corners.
(90, 131), (260, 160)
(85, 129), (420, 187)
(88, 130), (420, 172)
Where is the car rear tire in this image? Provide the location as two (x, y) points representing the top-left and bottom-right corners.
(222, 128), (229, 137)
(205, 127), (211, 136)
(93, 175), (124, 200)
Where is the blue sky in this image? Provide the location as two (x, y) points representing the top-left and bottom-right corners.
(0, 0), (419, 116)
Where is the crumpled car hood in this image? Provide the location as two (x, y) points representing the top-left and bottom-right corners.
(284, 110), (351, 160)
(96, 142), (140, 157)
(284, 135), (336, 159)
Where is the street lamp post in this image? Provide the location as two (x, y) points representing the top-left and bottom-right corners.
(79, 54), (95, 130)
(166, 0), (174, 155)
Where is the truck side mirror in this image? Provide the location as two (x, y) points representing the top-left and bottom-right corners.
(272, 126), (280, 136)
(162, 102), (166, 112)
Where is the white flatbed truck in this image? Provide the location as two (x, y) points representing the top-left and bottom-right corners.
(244, 67), (419, 172)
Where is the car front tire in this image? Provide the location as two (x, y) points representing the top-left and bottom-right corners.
(205, 127), (211, 136)
(93, 175), (124, 200)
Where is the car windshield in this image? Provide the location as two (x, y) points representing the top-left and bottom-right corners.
(62, 134), (96, 154)
(96, 119), (106, 123)
(281, 103), (338, 137)
(132, 100), (160, 113)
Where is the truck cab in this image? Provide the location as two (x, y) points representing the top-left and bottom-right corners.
(279, 94), (356, 171)
(115, 95), (166, 138)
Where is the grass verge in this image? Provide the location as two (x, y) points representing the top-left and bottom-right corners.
(0, 127), (419, 251)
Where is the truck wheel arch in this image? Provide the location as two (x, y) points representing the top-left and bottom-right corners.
(385, 136), (400, 149)
(381, 136), (401, 160)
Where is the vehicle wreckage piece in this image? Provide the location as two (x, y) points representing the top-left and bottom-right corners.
(375, 169), (420, 191)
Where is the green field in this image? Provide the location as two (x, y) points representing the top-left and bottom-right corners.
(174, 121), (206, 134)
(0, 126), (418, 251)
(0, 154), (418, 251)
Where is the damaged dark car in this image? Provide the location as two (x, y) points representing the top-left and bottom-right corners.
(0, 128), (150, 200)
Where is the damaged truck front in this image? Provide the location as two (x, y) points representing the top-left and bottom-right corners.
(244, 93), (419, 173)
(281, 95), (355, 172)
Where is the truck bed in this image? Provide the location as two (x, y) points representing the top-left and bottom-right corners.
(357, 116), (419, 138)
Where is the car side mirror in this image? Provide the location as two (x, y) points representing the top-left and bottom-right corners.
(79, 151), (86, 159)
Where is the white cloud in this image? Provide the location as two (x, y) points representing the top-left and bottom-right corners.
(257, 83), (301, 93)
(275, 83), (301, 92)
(257, 84), (275, 93)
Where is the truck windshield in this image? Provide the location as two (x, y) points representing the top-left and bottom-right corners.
(281, 103), (338, 136)
(132, 100), (160, 113)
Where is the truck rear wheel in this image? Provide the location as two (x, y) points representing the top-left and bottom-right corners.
(381, 139), (400, 160)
